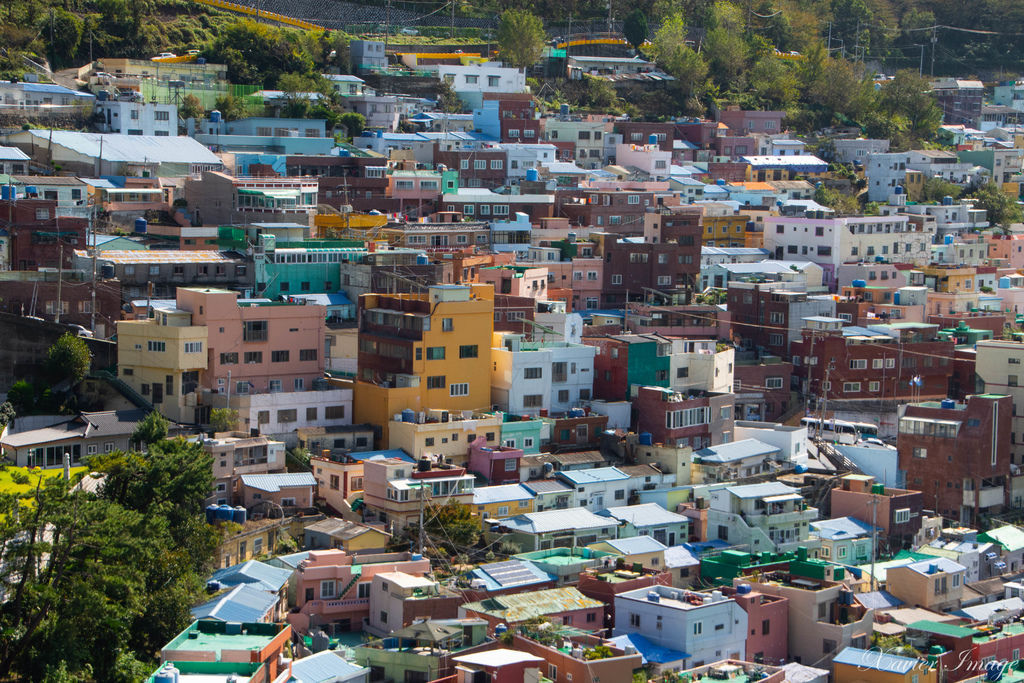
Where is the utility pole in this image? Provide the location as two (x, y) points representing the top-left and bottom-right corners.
(853, 20), (861, 61)
(868, 488), (881, 591)
(606, 0), (612, 36)
(450, 0), (455, 39)
(818, 358), (835, 440)
(55, 243), (63, 324)
(417, 482), (426, 555)
(826, 21), (832, 53)
(918, 44), (925, 76)
(930, 26), (937, 77)
(90, 248), (97, 334)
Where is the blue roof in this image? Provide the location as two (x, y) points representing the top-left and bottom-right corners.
(683, 540), (732, 554)
(695, 438), (781, 463)
(240, 472), (317, 493)
(474, 484), (534, 505)
(288, 651), (369, 682)
(268, 550), (311, 569)
(601, 536), (668, 555)
(469, 559), (555, 591)
(209, 560), (294, 592)
(342, 448), (415, 463)
(285, 292), (354, 307)
(834, 647), (919, 674)
(191, 583), (278, 622)
(810, 517), (877, 540)
(663, 545), (701, 568)
(21, 82), (95, 98)
(855, 590), (904, 610)
(608, 633), (689, 664)
(558, 467), (628, 485)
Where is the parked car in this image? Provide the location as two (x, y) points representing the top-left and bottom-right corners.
(151, 52), (177, 60)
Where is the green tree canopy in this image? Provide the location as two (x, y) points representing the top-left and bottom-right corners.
(496, 10), (545, 69)
(970, 182), (1023, 230)
(44, 333), (91, 385)
(179, 93), (204, 121)
(650, 13), (708, 101)
(209, 408), (239, 433)
(623, 9), (649, 53)
(339, 111), (366, 138)
(131, 410), (168, 447)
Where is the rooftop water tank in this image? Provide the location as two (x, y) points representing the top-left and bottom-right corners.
(24, 186), (37, 197)
(794, 464), (807, 473)
(495, 623), (508, 636)
(560, 103), (570, 117)
(232, 506), (247, 524)
(943, 195), (954, 206)
(411, 553), (423, 561)
(893, 292), (900, 305)
(526, 168), (539, 182)
(716, 178), (726, 186)
(416, 254), (428, 265)
(736, 583), (752, 595)
(209, 110), (222, 123)
(1001, 276), (1011, 289)
(1, 186), (16, 201)
(647, 591), (660, 602)
(639, 432), (653, 446)
(205, 504), (219, 524)
(101, 264), (115, 279)
(569, 408), (585, 418)
(648, 134), (658, 145)
(215, 504), (234, 522)
(542, 462), (554, 476)
(895, 185), (904, 195)
(941, 398), (956, 409)
(96, 90), (109, 101)
(402, 409), (416, 423)
(852, 279), (867, 288)
(944, 234), (954, 245)
(135, 217), (148, 234)
(152, 663), (179, 683)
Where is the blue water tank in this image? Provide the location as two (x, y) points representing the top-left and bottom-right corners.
(852, 279), (867, 288)
(205, 504), (220, 524)
(736, 583), (752, 595)
(895, 185), (904, 195)
(526, 168), (539, 182)
(648, 134), (658, 145)
(215, 504), (234, 522)
(416, 254), (428, 265)
(232, 506), (247, 524)
(646, 591), (660, 602)
(639, 432), (653, 446)
(152, 663), (179, 683)
(135, 217), (148, 234)
(96, 90), (109, 102)
(101, 264), (115, 279)
(402, 408), (416, 423)
(893, 292), (900, 305)
(568, 232), (577, 241)
(209, 109), (222, 123)
(941, 398), (956, 409)
(875, 256), (885, 262)
(942, 195), (954, 206)
(569, 408), (585, 418)
(376, 130), (383, 138)
(494, 623), (508, 636)
(25, 186), (37, 197)
(716, 178), (726, 186)
(944, 234), (954, 245)
(794, 464), (808, 474)
(225, 622), (242, 635)
(986, 661), (1004, 682)
(1001, 276), (1011, 289)
(411, 553), (423, 561)
(559, 103), (570, 117)
(0, 185), (15, 201)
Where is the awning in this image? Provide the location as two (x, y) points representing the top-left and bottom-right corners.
(237, 188), (300, 199)
(104, 188), (164, 195)
(764, 493), (803, 503)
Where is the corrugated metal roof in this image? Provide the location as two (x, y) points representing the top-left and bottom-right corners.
(209, 559), (293, 592)
(663, 545), (700, 568)
(28, 130), (219, 165)
(288, 650), (369, 682)
(810, 517), (877, 540)
(834, 647), (919, 674)
(473, 483), (534, 505)
(521, 479), (574, 495)
(695, 438), (781, 463)
(240, 472), (316, 493)
(470, 559), (554, 591)
(191, 583), (277, 622)
(461, 586), (603, 622)
(0, 146), (29, 160)
(601, 536), (667, 555)
(854, 590), (903, 610)
(599, 503), (688, 527)
(980, 525), (1024, 552)
(724, 481), (801, 499)
(558, 466), (628, 485)
(83, 249), (238, 264)
(500, 507), (610, 534)
(902, 557), (967, 576)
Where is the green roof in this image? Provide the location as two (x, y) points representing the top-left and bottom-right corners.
(979, 525), (1024, 552)
(461, 587), (603, 622)
(907, 620), (978, 638)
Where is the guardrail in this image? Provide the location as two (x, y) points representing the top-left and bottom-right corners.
(192, 0), (325, 31)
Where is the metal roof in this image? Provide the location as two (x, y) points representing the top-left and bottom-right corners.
(834, 647), (919, 674)
(84, 249), (238, 264)
(853, 590), (903, 610)
(461, 586), (603, 622)
(663, 545), (700, 568)
(239, 472), (317, 493)
(724, 481), (802, 499)
(453, 650), (545, 667)
(600, 536), (668, 555)
(608, 633), (689, 664)
(209, 559), (293, 592)
(470, 559), (554, 591)
(191, 583), (278, 622)
(901, 557), (967, 576)
(500, 507), (611, 534)
(557, 466), (629, 485)
(956, 597), (1024, 622)
(599, 503), (688, 527)
(473, 483), (534, 505)
(810, 516), (877, 540)
(520, 479), (574, 495)
(28, 130), (220, 165)
(288, 650), (369, 682)
(979, 525), (1024, 552)
(695, 438), (781, 463)
(0, 146), (29, 161)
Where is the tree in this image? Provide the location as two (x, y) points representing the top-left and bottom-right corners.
(496, 10), (545, 69)
(0, 401), (15, 429)
(179, 93), (204, 121)
(814, 184), (861, 216)
(650, 13), (708, 101)
(704, 26), (748, 85)
(213, 93), (248, 121)
(435, 79), (462, 113)
(970, 182), (1023, 230)
(921, 177), (963, 203)
(7, 380), (35, 414)
(623, 9), (649, 54)
(422, 500), (479, 552)
(44, 333), (91, 385)
(45, 9), (83, 70)
(209, 408), (239, 433)
(338, 111), (366, 139)
(131, 410), (168, 446)
(879, 70), (942, 143)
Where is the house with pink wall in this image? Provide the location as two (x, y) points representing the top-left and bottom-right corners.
(237, 472), (317, 511)
(615, 142), (672, 178)
(288, 548), (433, 634)
(478, 265), (550, 300)
(987, 234), (1024, 269)
(726, 586), (789, 666)
(468, 437), (523, 485)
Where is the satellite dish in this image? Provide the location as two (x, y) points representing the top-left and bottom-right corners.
(564, 313), (583, 344)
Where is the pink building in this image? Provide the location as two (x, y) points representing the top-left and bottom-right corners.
(288, 549), (432, 634)
(388, 170), (443, 216)
(539, 258), (604, 311)
(987, 234), (1024, 268)
(615, 142), (672, 178)
(478, 265), (550, 300)
(451, 650), (546, 683)
(237, 472), (316, 511)
(468, 437), (522, 485)
(726, 586), (789, 666)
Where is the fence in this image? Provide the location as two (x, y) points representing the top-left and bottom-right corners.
(139, 81), (264, 113)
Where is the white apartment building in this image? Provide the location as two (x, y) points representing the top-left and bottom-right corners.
(502, 143), (558, 181)
(668, 339), (734, 395)
(614, 585), (748, 669)
(95, 100), (178, 136)
(433, 64), (526, 109)
(763, 214), (933, 289)
(491, 332), (596, 416)
(544, 118), (612, 169)
(976, 340), (1024, 469)
(707, 481), (819, 553)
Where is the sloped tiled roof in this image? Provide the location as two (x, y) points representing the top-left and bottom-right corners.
(209, 559), (293, 592)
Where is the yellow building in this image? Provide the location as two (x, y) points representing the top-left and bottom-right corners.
(388, 411), (503, 465)
(833, 647), (937, 683)
(588, 536), (668, 570)
(473, 483), (535, 527)
(919, 265), (978, 293)
(354, 284), (495, 445)
(116, 306), (208, 423)
(703, 214), (751, 247)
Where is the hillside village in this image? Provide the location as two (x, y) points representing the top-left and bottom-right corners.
(7, 5), (1024, 683)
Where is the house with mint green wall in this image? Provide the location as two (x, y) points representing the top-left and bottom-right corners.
(626, 337), (670, 390)
(499, 417), (543, 454)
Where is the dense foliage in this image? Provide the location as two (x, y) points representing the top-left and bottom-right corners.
(0, 439), (218, 681)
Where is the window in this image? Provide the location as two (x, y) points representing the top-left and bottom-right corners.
(299, 348), (317, 361)
(459, 345), (478, 358)
(269, 379), (282, 393)
(869, 381), (880, 392)
(147, 340), (166, 352)
(321, 580), (336, 599)
(427, 376), (446, 389)
(524, 367), (542, 379)
(693, 622), (703, 636)
(442, 318), (453, 332)
(629, 613), (640, 627)
(490, 159), (503, 170)
(523, 394), (543, 407)
(611, 274), (623, 285)
(504, 459), (518, 472)
(450, 383), (469, 397)
(243, 320), (268, 342)
(769, 334), (783, 346)
(913, 447), (927, 459)
(220, 352), (238, 365)
(278, 409), (297, 423)
(183, 341), (203, 354)
(426, 346), (446, 360)
(766, 377), (784, 389)
(894, 508), (911, 524)
(843, 382), (861, 393)
(272, 350), (289, 363)
(849, 359), (867, 370)
(244, 351), (262, 364)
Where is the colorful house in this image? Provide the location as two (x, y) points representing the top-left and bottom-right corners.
(459, 586), (605, 631)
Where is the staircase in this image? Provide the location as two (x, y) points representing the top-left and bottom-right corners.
(91, 369), (153, 411)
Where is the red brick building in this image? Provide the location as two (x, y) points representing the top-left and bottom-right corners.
(0, 199), (86, 271)
(434, 145), (507, 189)
(733, 358), (794, 422)
(555, 189), (655, 233)
(633, 386), (735, 449)
(830, 474), (924, 552)
(577, 566), (671, 631)
(286, 154), (391, 213)
(727, 284), (837, 359)
(0, 273), (121, 338)
(897, 393), (1012, 524)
